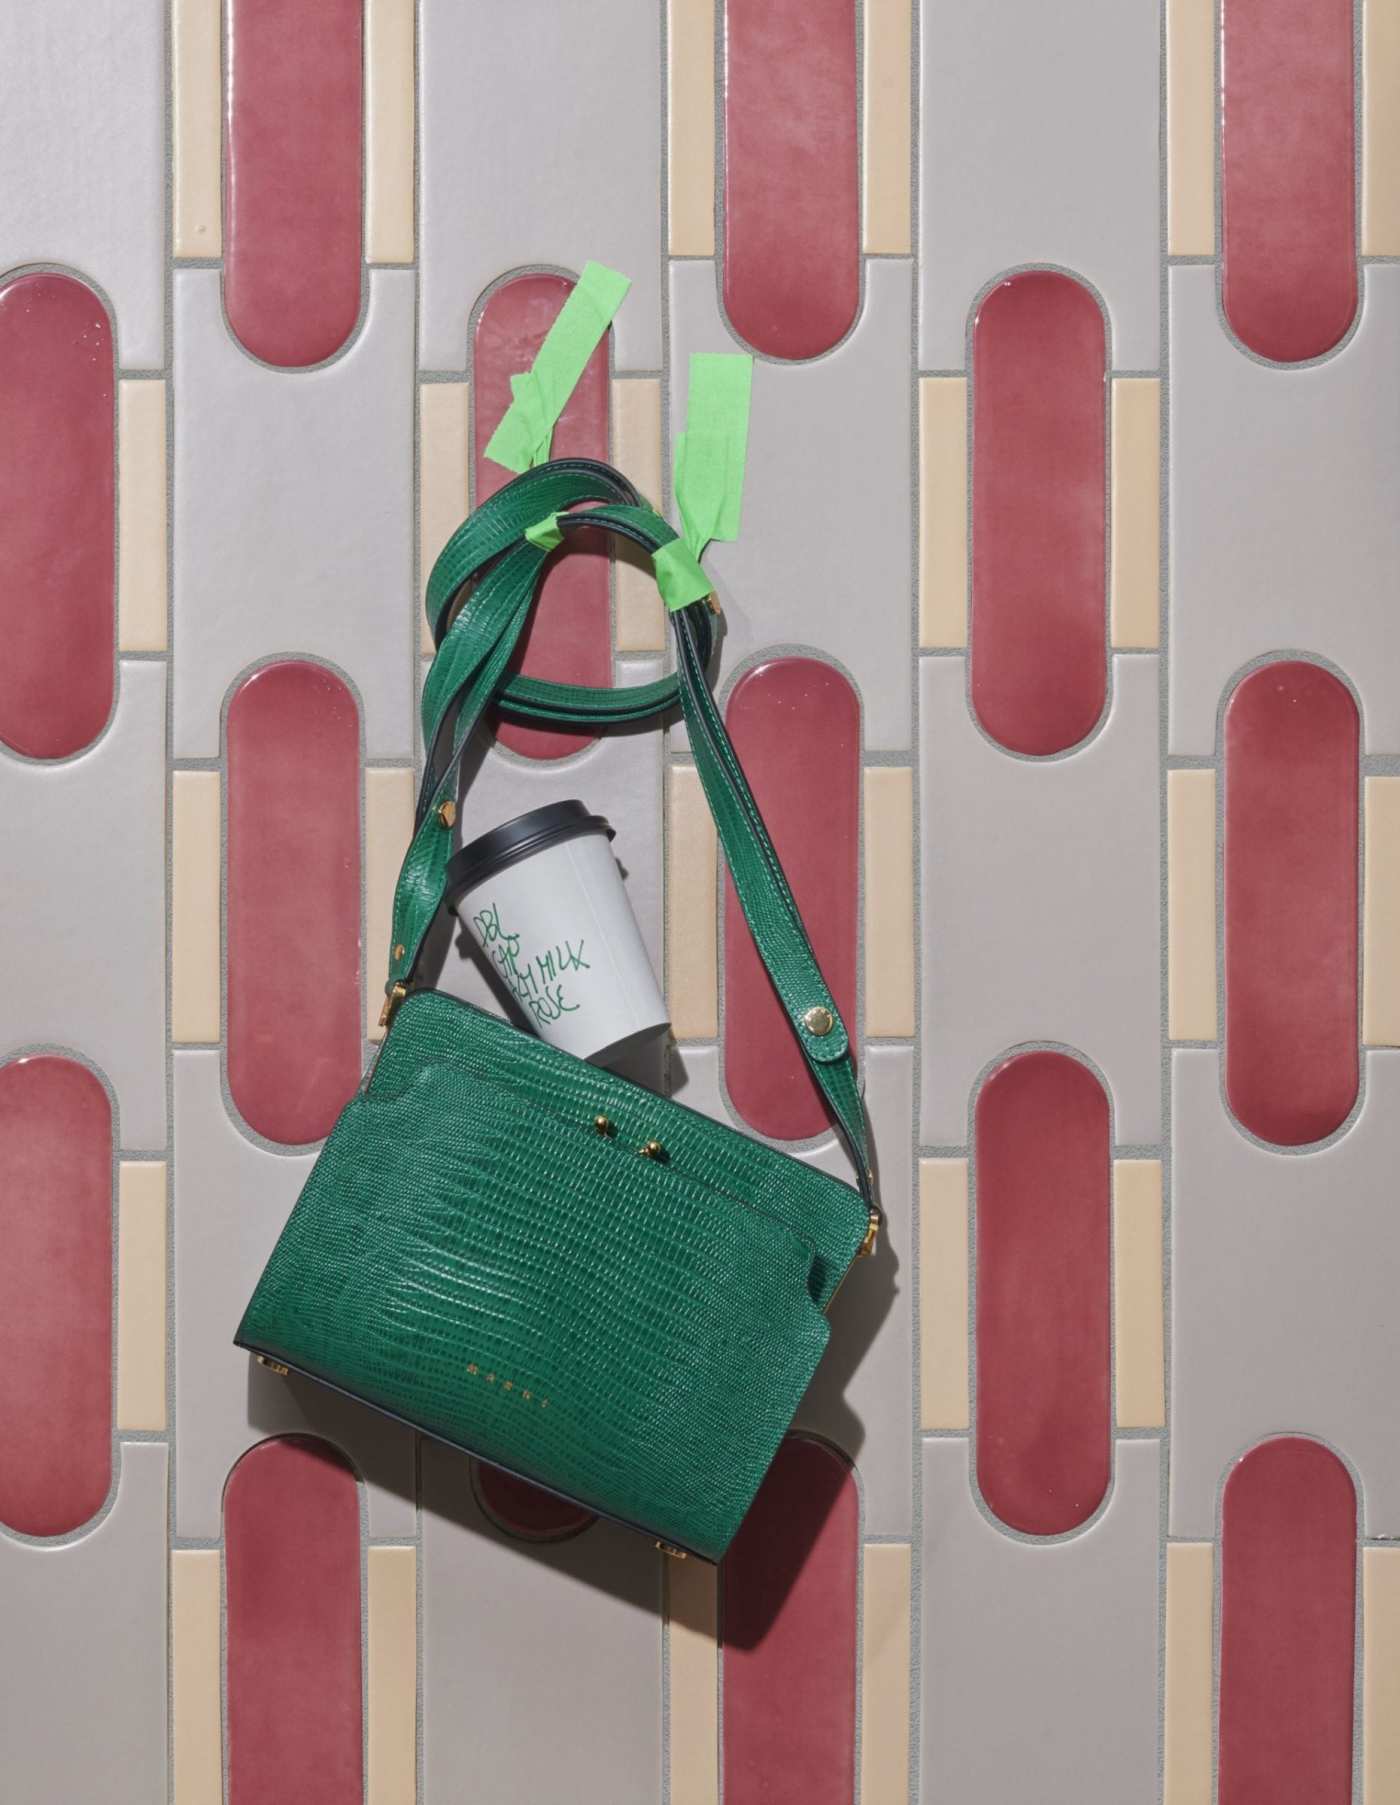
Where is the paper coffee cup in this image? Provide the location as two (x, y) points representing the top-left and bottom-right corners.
(445, 799), (669, 1065)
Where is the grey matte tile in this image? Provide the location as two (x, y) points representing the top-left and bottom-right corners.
(667, 1045), (913, 1536)
(0, 1), (165, 367)
(918, 654), (1161, 1147)
(919, 1436), (1160, 1804)
(669, 258), (914, 754)
(1170, 1047), (1400, 1538)
(918, 0), (1159, 371)
(421, 1437), (662, 1805)
(0, 1443), (167, 1800)
(0, 661), (166, 1150)
(1169, 264), (1400, 755)
(172, 267), (415, 760)
(172, 1050), (416, 1540)
(418, 0), (662, 373)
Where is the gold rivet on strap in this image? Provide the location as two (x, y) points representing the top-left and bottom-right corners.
(803, 1004), (834, 1037)
(436, 799), (457, 829)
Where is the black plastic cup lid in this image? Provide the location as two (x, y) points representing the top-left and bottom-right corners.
(445, 798), (614, 904)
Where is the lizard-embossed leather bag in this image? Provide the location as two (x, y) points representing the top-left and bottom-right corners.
(236, 459), (879, 1561)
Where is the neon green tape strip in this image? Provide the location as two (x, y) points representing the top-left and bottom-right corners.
(672, 353), (754, 560)
(652, 538), (713, 611)
(484, 261), (632, 473)
(524, 511), (563, 551)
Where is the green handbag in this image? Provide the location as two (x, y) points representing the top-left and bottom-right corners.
(236, 459), (879, 1561)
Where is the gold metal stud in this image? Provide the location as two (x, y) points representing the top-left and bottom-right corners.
(857, 1210), (880, 1258)
(803, 1004), (835, 1037)
(593, 1114), (616, 1137)
(639, 1139), (667, 1161)
(392, 943), (405, 960)
(254, 1354), (290, 1376)
(655, 1539), (689, 1559)
(436, 798), (457, 829)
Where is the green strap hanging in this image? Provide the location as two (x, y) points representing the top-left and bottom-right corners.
(391, 458), (874, 1208)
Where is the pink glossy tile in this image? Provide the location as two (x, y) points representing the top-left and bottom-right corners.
(971, 271), (1107, 757)
(722, 0), (859, 359)
(1224, 661), (1359, 1146)
(723, 657), (859, 1140)
(975, 1050), (1111, 1535)
(473, 1463), (596, 1542)
(474, 273), (611, 761)
(0, 272), (113, 760)
(1221, 0), (1357, 361)
(722, 1435), (858, 1804)
(223, 0), (364, 367)
(1219, 1437), (1356, 1805)
(226, 661), (363, 1145)
(0, 1056), (112, 1536)
(225, 1435), (364, 1805)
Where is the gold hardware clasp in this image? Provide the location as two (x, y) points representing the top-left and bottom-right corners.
(436, 799), (457, 829)
(856, 1210), (879, 1259)
(379, 980), (408, 1029)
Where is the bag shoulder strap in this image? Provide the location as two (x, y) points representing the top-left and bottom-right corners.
(385, 459), (875, 1211)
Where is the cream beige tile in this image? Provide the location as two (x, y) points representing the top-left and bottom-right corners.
(419, 381), (470, 653)
(864, 766), (916, 1037)
(1168, 769), (1217, 1042)
(366, 767), (415, 1041)
(1365, 777), (1400, 1046)
(368, 1545), (417, 1805)
(117, 380), (167, 652)
(172, 0), (222, 259)
(919, 1158), (969, 1429)
(1164, 1542), (1214, 1805)
(171, 770), (221, 1045)
(116, 1161), (166, 1431)
(366, 0), (415, 264)
(172, 1548), (222, 1805)
(666, 1550), (718, 1805)
(613, 377), (666, 651)
(1167, 0), (1215, 255)
(1110, 377), (1160, 650)
(860, 1542), (912, 1804)
(1113, 1159), (1164, 1429)
(918, 378), (968, 648)
(668, 0), (716, 256)
(1364, 0), (1400, 254)
(667, 763), (718, 1040)
(863, 0), (912, 254)
(1366, 1547), (1400, 1803)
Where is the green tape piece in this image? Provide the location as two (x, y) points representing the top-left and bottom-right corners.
(672, 353), (754, 559)
(483, 262), (632, 473)
(652, 539), (714, 612)
(524, 511), (563, 551)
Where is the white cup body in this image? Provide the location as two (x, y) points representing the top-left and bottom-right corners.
(454, 830), (669, 1063)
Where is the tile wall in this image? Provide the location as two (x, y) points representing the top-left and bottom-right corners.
(0, 0), (1396, 1799)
